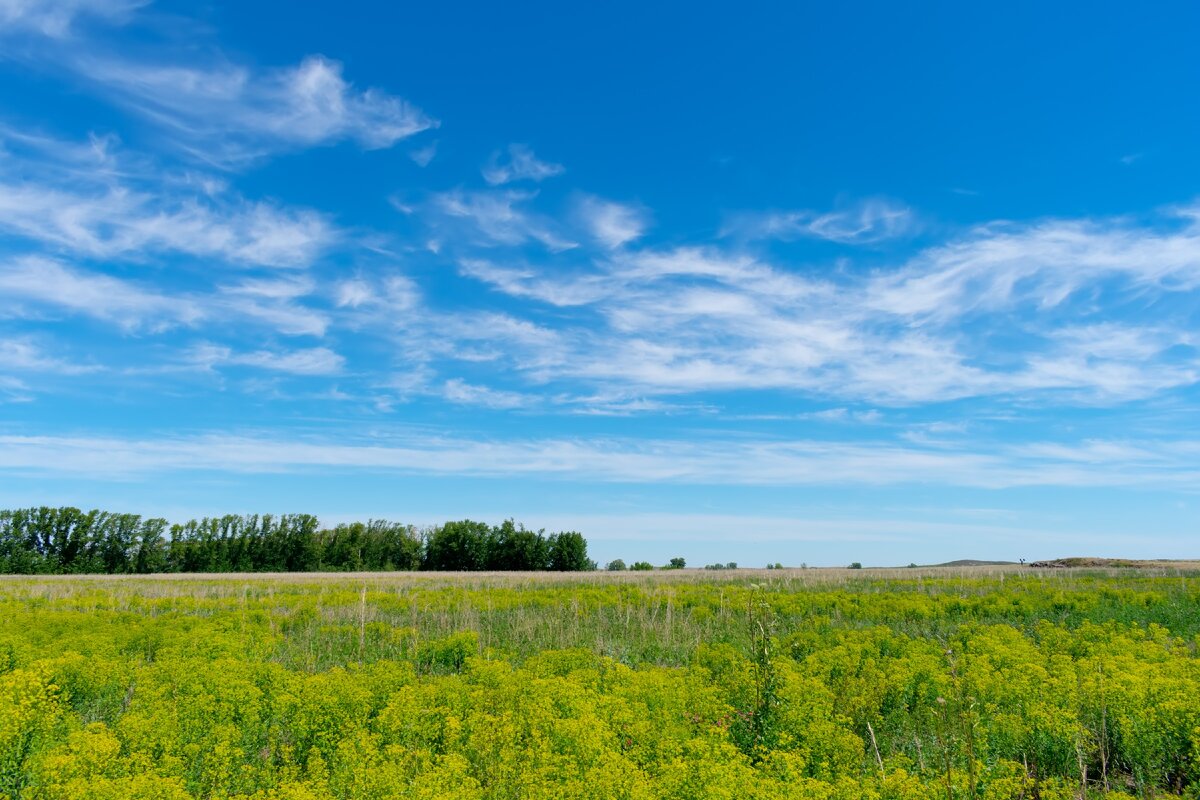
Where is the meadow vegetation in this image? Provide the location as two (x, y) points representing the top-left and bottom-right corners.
(1, 566), (1198, 798)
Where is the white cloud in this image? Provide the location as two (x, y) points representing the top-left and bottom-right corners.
(3, 1), (434, 164)
(1, 430), (1197, 490)
(616, 247), (822, 300)
(235, 347), (344, 375)
(457, 259), (607, 306)
(565, 395), (717, 417)
(0, 256), (200, 332)
(0, 336), (98, 374)
(78, 54), (436, 165)
(0, 376), (33, 402)
(442, 378), (533, 409)
(437, 203), (1200, 405)
(724, 197), (915, 243)
(2, 111), (1197, 420)
(335, 279), (374, 308)
(218, 275), (313, 301)
(409, 141), (438, 167)
(0, 165), (336, 268)
(0, 257), (331, 339)
(334, 274), (420, 316)
(0, 0), (144, 37)
(576, 195), (648, 249)
(430, 188), (576, 251)
(867, 209), (1200, 319)
(383, 275), (422, 311)
(482, 144), (564, 185)
(219, 299), (328, 338)
(188, 343), (344, 375)
(216, 277), (328, 337)
(505, 512), (1067, 547)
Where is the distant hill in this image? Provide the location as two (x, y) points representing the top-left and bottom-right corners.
(1026, 557), (1197, 569)
(899, 557), (1198, 570)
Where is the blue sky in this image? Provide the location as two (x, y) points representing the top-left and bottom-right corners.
(1, 0), (1198, 566)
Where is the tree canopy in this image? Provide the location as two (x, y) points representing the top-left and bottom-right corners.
(0, 508), (594, 574)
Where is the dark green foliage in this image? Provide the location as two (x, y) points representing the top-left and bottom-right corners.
(422, 519), (493, 571)
(849, 562), (863, 569)
(730, 599), (781, 762)
(665, 557), (686, 569)
(630, 561), (654, 571)
(487, 519), (550, 570)
(605, 559), (627, 571)
(547, 531), (593, 571)
(163, 514), (322, 573)
(0, 508), (592, 574)
(416, 630), (479, 674)
(319, 520), (423, 571)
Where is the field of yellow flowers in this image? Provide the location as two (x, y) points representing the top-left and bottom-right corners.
(2, 567), (1198, 799)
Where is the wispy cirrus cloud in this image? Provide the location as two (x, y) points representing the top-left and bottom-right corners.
(723, 197), (915, 243)
(216, 277), (330, 337)
(575, 195), (649, 249)
(0, 0), (144, 37)
(0, 256), (201, 332)
(442, 378), (534, 409)
(333, 278), (376, 309)
(2, 20), (1198, 418)
(0, 129), (337, 268)
(1, 429), (1197, 491)
(0, 377), (32, 402)
(1, 257), (334, 341)
(187, 343), (345, 376)
(4, 2), (437, 166)
(457, 258), (607, 306)
(408, 140), (438, 167)
(428, 188), (576, 251)
(0, 182), (335, 267)
(434, 202), (1200, 405)
(0, 336), (99, 374)
(0, 336), (100, 401)
(866, 207), (1200, 318)
(482, 144), (564, 186)
(81, 54), (437, 166)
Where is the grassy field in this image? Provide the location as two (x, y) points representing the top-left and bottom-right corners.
(2, 566), (1198, 798)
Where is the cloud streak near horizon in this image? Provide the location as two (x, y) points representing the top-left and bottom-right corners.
(1, 431), (1198, 491)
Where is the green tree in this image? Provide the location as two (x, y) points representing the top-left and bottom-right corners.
(422, 520), (491, 571)
(133, 519), (169, 573)
(547, 531), (592, 571)
(370, 520), (422, 570)
(488, 520), (550, 570)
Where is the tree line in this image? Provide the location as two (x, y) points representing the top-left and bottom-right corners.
(0, 507), (594, 574)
